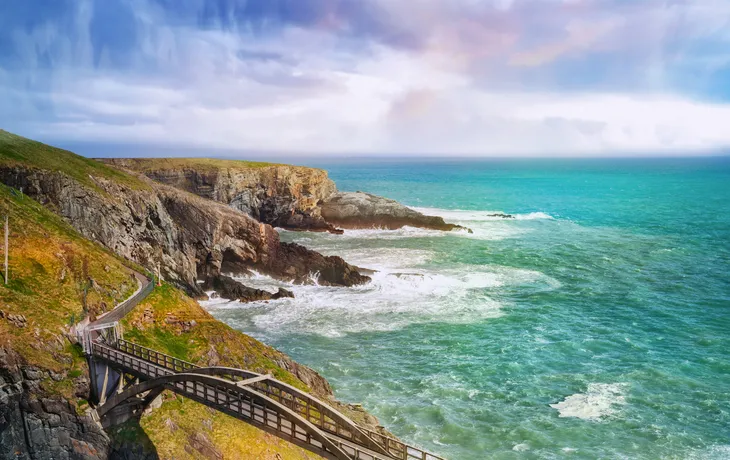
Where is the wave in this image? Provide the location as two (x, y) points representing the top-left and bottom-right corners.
(684, 445), (730, 460)
(410, 207), (555, 222)
(202, 262), (559, 337)
(550, 383), (628, 421)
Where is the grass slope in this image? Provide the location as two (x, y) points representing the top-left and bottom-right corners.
(0, 183), (321, 459)
(122, 283), (310, 391)
(0, 130), (147, 190)
(0, 182), (138, 398)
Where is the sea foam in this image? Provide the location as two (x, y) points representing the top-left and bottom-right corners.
(550, 383), (628, 421)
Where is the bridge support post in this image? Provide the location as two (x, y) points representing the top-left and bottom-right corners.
(88, 356), (122, 406)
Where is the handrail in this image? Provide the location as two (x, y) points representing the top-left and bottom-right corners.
(117, 339), (197, 373)
(104, 340), (443, 460)
(84, 272), (446, 460)
(192, 367), (392, 457)
(94, 343), (389, 460)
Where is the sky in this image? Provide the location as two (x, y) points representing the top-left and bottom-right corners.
(1, 0), (730, 157)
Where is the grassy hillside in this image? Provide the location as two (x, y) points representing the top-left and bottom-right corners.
(0, 130), (147, 190)
(0, 130), (349, 458)
(122, 283), (310, 390)
(0, 182), (138, 397)
(0, 181), (323, 459)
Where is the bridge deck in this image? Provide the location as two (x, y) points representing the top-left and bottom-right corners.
(93, 341), (445, 460)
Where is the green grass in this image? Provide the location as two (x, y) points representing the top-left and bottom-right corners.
(0, 182), (138, 388)
(140, 396), (319, 460)
(0, 130), (148, 191)
(104, 157), (306, 172)
(122, 282), (310, 391)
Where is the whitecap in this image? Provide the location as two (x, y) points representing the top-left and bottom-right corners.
(684, 445), (730, 460)
(410, 206), (554, 222)
(550, 383), (628, 421)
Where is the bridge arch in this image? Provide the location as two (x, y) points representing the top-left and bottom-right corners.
(193, 367), (391, 457)
(99, 372), (353, 460)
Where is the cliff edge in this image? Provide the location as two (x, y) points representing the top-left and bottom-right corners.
(101, 158), (469, 233)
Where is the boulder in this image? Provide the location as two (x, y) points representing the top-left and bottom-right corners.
(203, 275), (295, 303)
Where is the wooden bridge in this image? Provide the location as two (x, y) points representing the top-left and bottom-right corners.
(80, 275), (446, 460)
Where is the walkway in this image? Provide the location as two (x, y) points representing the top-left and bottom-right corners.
(81, 273), (445, 460)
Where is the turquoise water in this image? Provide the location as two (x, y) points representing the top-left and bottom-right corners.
(204, 158), (730, 459)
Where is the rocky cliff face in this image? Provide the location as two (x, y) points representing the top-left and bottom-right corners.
(102, 159), (469, 233)
(0, 167), (369, 296)
(0, 347), (110, 460)
(101, 159), (340, 233)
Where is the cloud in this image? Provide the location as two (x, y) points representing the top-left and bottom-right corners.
(1, 0), (730, 156)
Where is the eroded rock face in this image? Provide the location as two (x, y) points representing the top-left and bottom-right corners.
(0, 167), (369, 296)
(101, 160), (340, 233)
(321, 192), (471, 232)
(102, 159), (470, 234)
(0, 347), (110, 460)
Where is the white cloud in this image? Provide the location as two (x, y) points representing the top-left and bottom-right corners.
(3, 0), (730, 156)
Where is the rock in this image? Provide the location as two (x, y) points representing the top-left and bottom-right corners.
(0, 167), (369, 295)
(203, 276), (294, 303)
(0, 347), (110, 460)
(100, 159), (339, 233)
(186, 431), (223, 460)
(163, 313), (198, 334)
(268, 242), (371, 286)
(164, 417), (178, 433)
(487, 213), (515, 219)
(6, 314), (28, 328)
(320, 191), (472, 232)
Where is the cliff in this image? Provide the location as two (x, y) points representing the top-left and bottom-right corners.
(0, 182), (138, 459)
(0, 132), (369, 296)
(102, 158), (339, 233)
(101, 158), (469, 233)
(0, 135), (385, 459)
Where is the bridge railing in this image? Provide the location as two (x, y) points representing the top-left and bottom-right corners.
(209, 368), (389, 456)
(99, 339), (446, 460)
(360, 428), (446, 460)
(117, 339), (196, 373)
(94, 343), (394, 460)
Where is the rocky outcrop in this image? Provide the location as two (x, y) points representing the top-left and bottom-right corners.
(0, 347), (110, 460)
(101, 159), (468, 233)
(321, 192), (471, 232)
(100, 159), (340, 233)
(202, 275), (294, 303)
(0, 167), (369, 296)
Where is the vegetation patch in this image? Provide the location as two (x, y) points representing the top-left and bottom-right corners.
(0, 183), (137, 390)
(122, 282), (309, 391)
(0, 130), (148, 191)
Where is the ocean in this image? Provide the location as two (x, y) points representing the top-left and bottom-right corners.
(201, 157), (730, 459)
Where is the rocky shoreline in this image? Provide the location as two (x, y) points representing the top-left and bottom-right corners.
(0, 131), (458, 459)
(101, 158), (469, 235)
